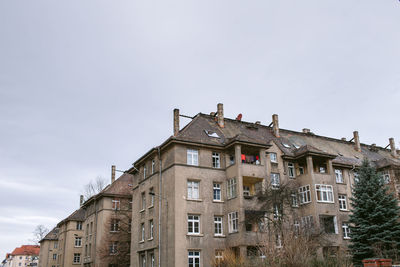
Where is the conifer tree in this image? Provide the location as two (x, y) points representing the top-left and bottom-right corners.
(349, 159), (400, 265)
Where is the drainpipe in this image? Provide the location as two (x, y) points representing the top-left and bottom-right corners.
(158, 146), (162, 267)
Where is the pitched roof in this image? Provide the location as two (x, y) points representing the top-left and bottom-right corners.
(11, 245), (40, 256)
(39, 227), (59, 243)
(57, 207), (85, 227)
(172, 113), (400, 168)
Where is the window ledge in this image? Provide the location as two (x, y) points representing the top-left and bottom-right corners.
(228, 231), (239, 235)
(139, 209), (145, 213)
(343, 237), (351, 240)
(139, 240), (145, 244)
(186, 234), (204, 237)
(212, 200), (224, 203)
(339, 209), (349, 212)
(214, 235), (226, 238)
(147, 238), (154, 241)
(316, 201), (335, 204)
(148, 205), (154, 209)
(187, 198), (203, 202)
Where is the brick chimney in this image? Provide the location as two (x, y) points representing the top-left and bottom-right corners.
(173, 108), (180, 136)
(217, 103), (224, 128)
(272, 114), (280, 137)
(80, 195), (84, 206)
(389, 138), (397, 158)
(111, 165), (116, 183)
(353, 131), (361, 152)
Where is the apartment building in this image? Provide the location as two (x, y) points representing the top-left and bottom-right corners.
(39, 227), (59, 267)
(56, 208), (85, 266)
(81, 170), (132, 267)
(130, 103), (400, 267)
(7, 245), (40, 267)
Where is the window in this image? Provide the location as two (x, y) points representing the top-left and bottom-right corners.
(354, 172), (359, 183)
(150, 253), (155, 267)
(213, 183), (221, 201)
(271, 173), (280, 189)
(299, 185), (311, 204)
(215, 250), (223, 267)
(188, 251), (200, 267)
(288, 163), (295, 178)
(270, 152), (277, 163)
(149, 188), (155, 207)
(301, 215), (314, 229)
(291, 192), (299, 207)
(338, 195), (348, 211)
(129, 219), (132, 233)
(229, 155), (235, 165)
(151, 159), (155, 174)
(320, 216), (338, 234)
(149, 220), (154, 239)
(275, 234), (282, 248)
(76, 221), (82, 230)
(342, 223), (351, 239)
(141, 192), (146, 211)
(188, 215), (200, 234)
(73, 253), (81, 264)
(273, 203), (281, 220)
(140, 254), (146, 267)
(299, 166), (304, 175)
(294, 220), (300, 235)
(243, 185), (250, 196)
(143, 165), (147, 179)
(54, 242), (58, 249)
(228, 211), (238, 233)
(315, 184), (334, 203)
(187, 149), (199, 166)
(112, 199), (120, 210)
(52, 254), (57, 260)
(109, 242), (118, 255)
(187, 181), (200, 199)
(74, 237), (82, 247)
(335, 169), (343, 183)
(382, 170), (390, 184)
(227, 178), (237, 199)
(212, 152), (221, 168)
(319, 165), (326, 173)
(139, 223), (145, 241)
(110, 219), (119, 232)
(90, 222), (93, 234)
(129, 200), (133, 210)
(214, 216), (223, 236)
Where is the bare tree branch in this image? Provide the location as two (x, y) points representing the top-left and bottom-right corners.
(30, 224), (49, 245)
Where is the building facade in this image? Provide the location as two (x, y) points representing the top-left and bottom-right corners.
(130, 103), (400, 267)
(38, 227), (59, 267)
(7, 245), (40, 267)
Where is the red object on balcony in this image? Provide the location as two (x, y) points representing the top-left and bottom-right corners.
(362, 259), (392, 267)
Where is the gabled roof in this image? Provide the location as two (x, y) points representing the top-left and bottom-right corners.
(11, 245), (40, 256)
(57, 207), (85, 227)
(39, 227), (59, 243)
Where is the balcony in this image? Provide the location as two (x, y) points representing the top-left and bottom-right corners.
(242, 163), (266, 179)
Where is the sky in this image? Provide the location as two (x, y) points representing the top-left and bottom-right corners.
(0, 0), (399, 259)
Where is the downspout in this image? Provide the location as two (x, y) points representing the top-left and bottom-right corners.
(158, 146), (162, 267)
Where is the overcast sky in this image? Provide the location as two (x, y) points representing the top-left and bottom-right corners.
(0, 0), (399, 259)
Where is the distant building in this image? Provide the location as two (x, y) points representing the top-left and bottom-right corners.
(38, 227), (59, 267)
(7, 245), (40, 267)
(129, 103), (400, 267)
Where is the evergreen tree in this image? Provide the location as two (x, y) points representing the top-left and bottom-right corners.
(349, 159), (400, 265)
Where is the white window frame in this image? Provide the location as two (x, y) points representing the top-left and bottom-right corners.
(288, 163), (295, 178)
(298, 166), (304, 175)
(271, 173), (280, 189)
(149, 220), (154, 240)
(315, 184), (334, 203)
(140, 223), (145, 242)
(273, 203), (281, 220)
(188, 251), (200, 267)
(109, 242), (118, 255)
(112, 199), (120, 210)
(52, 254), (57, 260)
(214, 216), (223, 236)
(301, 215), (314, 229)
(291, 192), (299, 207)
(141, 192), (146, 211)
(74, 237), (82, 247)
(299, 185), (311, 204)
(382, 170), (390, 184)
(73, 253), (81, 264)
(187, 180), (200, 200)
(213, 183), (221, 201)
(227, 178), (237, 199)
(151, 159), (155, 174)
(243, 185), (250, 196)
(150, 253), (155, 267)
(215, 250), (223, 266)
(187, 214), (200, 235)
(338, 195), (348, 211)
(149, 188), (155, 207)
(228, 211), (238, 233)
(187, 149), (199, 166)
(212, 152), (221, 168)
(335, 169), (343, 183)
(143, 165), (147, 179)
(110, 219), (119, 232)
(270, 152), (277, 163)
(76, 221), (82, 230)
(342, 222), (351, 239)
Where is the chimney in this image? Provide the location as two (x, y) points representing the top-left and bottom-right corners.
(389, 138), (397, 157)
(272, 114), (279, 137)
(173, 109), (180, 136)
(302, 128), (310, 134)
(353, 131), (361, 152)
(80, 195), (84, 206)
(111, 165), (116, 183)
(341, 137), (347, 141)
(217, 103), (224, 128)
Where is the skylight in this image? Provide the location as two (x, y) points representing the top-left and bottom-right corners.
(293, 144), (300, 149)
(282, 142), (291, 148)
(204, 130), (220, 138)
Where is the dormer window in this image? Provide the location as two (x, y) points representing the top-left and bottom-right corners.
(270, 153), (277, 163)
